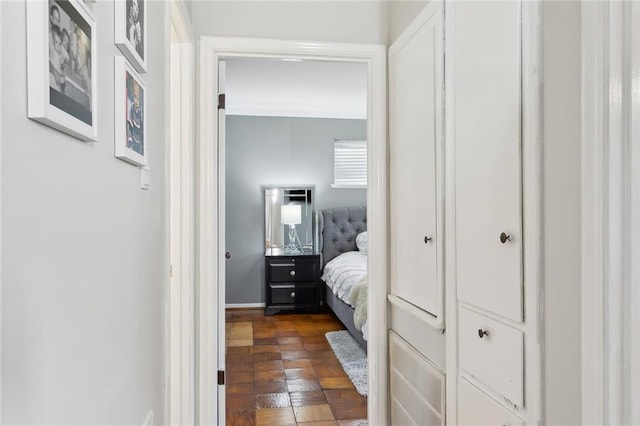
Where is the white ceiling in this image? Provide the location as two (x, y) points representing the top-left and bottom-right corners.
(224, 57), (368, 120)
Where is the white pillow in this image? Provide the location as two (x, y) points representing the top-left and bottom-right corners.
(356, 231), (368, 255)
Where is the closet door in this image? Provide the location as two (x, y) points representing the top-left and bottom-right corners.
(389, 1), (443, 318)
(454, 1), (523, 321)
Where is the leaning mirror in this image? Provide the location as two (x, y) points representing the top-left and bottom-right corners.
(264, 187), (314, 255)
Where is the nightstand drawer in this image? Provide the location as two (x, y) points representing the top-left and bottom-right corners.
(270, 283), (318, 305)
(265, 254), (321, 315)
(268, 258), (318, 282)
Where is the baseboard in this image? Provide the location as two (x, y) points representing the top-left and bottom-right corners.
(225, 303), (265, 309)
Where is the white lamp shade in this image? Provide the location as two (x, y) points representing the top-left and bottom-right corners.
(281, 204), (302, 225)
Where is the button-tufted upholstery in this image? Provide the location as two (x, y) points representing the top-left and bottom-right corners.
(318, 206), (367, 267)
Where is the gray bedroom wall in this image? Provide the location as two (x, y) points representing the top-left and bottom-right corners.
(1, 1), (168, 424)
(225, 115), (366, 305)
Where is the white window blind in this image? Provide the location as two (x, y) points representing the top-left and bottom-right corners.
(332, 140), (367, 188)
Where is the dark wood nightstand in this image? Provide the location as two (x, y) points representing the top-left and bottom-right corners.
(265, 253), (322, 315)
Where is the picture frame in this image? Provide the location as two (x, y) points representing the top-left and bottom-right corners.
(114, 0), (146, 73)
(114, 56), (147, 167)
(27, 0), (97, 141)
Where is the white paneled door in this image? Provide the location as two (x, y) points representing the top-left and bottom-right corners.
(453, 1), (523, 322)
(389, 0), (443, 320)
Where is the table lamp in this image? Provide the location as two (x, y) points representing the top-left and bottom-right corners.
(281, 204), (302, 254)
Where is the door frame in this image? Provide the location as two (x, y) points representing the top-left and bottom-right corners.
(581, 2), (640, 423)
(197, 36), (388, 424)
(168, 1), (195, 425)
(0, 1), (3, 420)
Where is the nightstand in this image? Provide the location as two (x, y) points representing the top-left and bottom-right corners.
(264, 253), (322, 315)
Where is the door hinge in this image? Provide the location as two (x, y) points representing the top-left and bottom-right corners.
(217, 370), (225, 385)
(218, 93), (226, 110)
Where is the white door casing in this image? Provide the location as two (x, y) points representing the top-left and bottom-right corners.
(168, 1), (195, 424)
(169, 25), (181, 424)
(630, 6), (640, 421)
(0, 1), (3, 419)
(197, 37), (387, 424)
(582, 2), (640, 424)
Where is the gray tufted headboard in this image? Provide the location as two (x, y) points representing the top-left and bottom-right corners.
(316, 206), (367, 268)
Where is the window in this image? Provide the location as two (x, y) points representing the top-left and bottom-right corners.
(332, 140), (367, 188)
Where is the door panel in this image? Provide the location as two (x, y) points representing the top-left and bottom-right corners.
(389, 1), (443, 318)
(453, 1), (523, 321)
(217, 60), (226, 425)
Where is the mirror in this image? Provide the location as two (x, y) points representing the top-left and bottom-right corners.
(264, 187), (314, 255)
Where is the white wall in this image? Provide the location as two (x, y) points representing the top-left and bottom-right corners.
(192, 0), (388, 44)
(1, 1), (168, 424)
(543, 1), (582, 424)
(388, 0), (427, 44)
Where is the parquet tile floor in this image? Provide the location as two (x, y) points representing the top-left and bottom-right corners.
(225, 309), (368, 426)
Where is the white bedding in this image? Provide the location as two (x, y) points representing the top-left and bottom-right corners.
(321, 251), (367, 306)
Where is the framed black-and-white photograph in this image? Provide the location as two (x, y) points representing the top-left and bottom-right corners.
(114, 56), (147, 166)
(114, 0), (146, 72)
(27, 0), (97, 141)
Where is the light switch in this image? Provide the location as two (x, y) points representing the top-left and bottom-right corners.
(140, 166), (151, 190)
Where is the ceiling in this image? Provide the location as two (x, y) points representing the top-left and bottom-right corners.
(224, 57), (368, 120)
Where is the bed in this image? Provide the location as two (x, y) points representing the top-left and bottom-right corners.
(316, 206), (368, 350)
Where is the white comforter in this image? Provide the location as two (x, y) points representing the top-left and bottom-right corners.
(321, 251), (367, 306)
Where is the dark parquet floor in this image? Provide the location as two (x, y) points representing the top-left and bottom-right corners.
(225, 309), (368, 425)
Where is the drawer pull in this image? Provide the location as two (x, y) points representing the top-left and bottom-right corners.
(290, 291), (296, 298)
(500, 232), (512, 244)
(477, 329), (489, 338)
(424, 236), (432, 244)
(290, 270), (296, 277)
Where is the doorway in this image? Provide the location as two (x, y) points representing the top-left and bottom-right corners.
(224, 57), (368, 424)
(197, 38), (388, 424)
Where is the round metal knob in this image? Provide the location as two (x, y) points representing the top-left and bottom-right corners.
(290, 270), (296, 277)
(225, 251), (231, 259)
(290, 291), (296, 298)
(478, 329), (489, 338)
(424, 236), (432, 244)
(500, 232), (512, 244)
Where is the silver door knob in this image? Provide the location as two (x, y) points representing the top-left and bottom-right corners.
(290, 291), (296, 298)
(290, 270), (296, 277)
(500, 232), (512, 244)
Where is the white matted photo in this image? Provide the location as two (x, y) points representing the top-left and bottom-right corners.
(114, 0), (146, 72)
(114, 56), (147, 167)
(27, 0), (97, 141)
